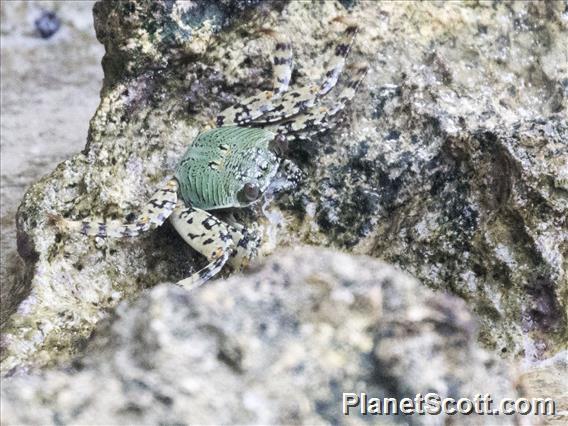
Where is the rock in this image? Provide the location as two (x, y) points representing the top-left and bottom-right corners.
(92, 0), (275, 89)
(1, 247), (519, 425)
(34, 11), (61, 39)
(0, 1), (103, 327)
(2, 0), (566, 374)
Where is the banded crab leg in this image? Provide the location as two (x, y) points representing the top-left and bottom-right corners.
(216, 22), (358, 127)
(319, 20), (359, 96)
(51, 179), (178, 238)
(170, 204), (261, 290)
(215, 31), (294, 127)
(260, 28), (293, 97)
(225, 222), (262, 270)
(243, 22), (359, 125)
(268, 63), (369, 140)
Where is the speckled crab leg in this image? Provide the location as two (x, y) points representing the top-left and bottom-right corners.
(216, 23), (358, 127)
(170, 204), (235, 289)
(215, 31), (294, 127)
(319, 21), (359, 96)
(53, 179), (178, 238)
(245, 23), (359, 125)
(170, 204), (262, 289)
(265, 29), (293, 97)
(226, 223), (262, 270)
(269, 63), (369, 139)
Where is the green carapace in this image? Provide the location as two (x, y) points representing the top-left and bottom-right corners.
(175, 126), (279, 210)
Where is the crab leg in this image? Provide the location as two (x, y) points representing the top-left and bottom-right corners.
(225, 222), (262, 270)
(215, 31), (294, 127)
(269, 63), (369, 139)
(170, 204), (262, 290)
(52, 179), (178, 238)
(216, 23), (358, 127)
(244, 24), (359, 125)
(267, 30), (293, 96)
(170, 204), (235, 289)
(319, 22), (359, 96)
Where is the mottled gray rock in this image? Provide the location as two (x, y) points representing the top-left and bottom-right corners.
(2, 0), (566, 375)
(1, 248), (519, 426)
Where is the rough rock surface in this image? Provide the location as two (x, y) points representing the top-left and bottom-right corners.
(2, 0), (566, 375)
(0, 1), (103, 327)
(1, 247), (520, 425)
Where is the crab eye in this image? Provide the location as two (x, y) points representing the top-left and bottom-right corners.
(269, 134), (289, 156)
(238, 182), (260, 203)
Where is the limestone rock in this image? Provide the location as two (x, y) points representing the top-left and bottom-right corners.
(92, 0), (272, 89)
(1, 248), (518, 425)
(2, 0), (566, 373)
(0, 1), (103, 327)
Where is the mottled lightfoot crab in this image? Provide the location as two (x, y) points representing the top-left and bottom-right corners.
(55, 21), (368, 290)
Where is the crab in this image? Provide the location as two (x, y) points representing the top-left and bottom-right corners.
(55, 21), (368, 290)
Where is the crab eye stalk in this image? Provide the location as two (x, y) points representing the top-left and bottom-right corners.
(269, 134), (289, 156)
(238, 182), (261, 203)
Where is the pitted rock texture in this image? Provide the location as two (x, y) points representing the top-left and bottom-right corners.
(1, 248), (519, 426)
(2, 0), (567, 373)
(93, 0), (275, 89)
